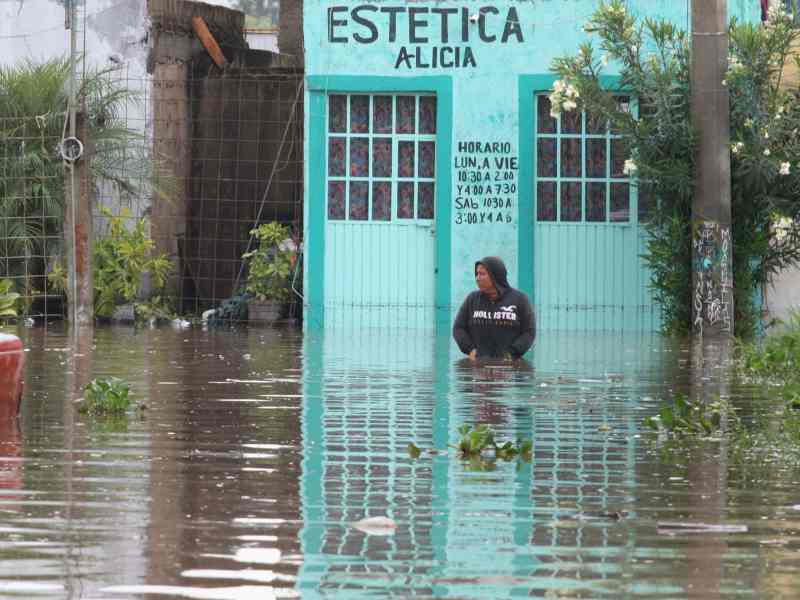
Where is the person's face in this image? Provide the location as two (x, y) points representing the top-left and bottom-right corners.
(475, 264), (494, 293)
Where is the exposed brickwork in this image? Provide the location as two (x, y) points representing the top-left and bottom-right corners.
(148, 0), (246, 66)
(279, 0), (304, 66)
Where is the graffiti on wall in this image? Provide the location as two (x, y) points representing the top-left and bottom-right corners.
(693, 220), (732, 335)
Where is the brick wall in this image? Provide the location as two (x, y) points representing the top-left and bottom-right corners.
(279, 0), (304, 66)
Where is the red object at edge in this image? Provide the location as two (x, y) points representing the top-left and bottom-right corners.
(0, 334), (24, 420)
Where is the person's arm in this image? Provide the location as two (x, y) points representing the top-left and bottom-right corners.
(453, 297), (476, 356)
(509, 295), (536, 358)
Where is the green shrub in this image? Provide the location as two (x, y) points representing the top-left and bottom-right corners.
(739, 313), (800, 404)
(242, 222), (296, 303)
(93, 208), (173, 318)
(0, 279), (19, 317)
(550, 1), (800, 336)
(0, 59), (147, 308)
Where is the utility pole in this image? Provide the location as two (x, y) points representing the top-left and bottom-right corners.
(691, 0), (734, 337)
(63, 0), (93, 326)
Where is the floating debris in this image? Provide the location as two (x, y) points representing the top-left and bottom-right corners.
(564, 511), (626, 522)
(578, 511), (625, 522)
(407, 443), (421, 459)
(351, 516), (397, 536)
(657, 522), (747, 535)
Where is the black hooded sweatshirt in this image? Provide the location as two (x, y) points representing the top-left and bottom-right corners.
(453, 257), (536, 359)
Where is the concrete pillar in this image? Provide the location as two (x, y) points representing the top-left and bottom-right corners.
(279, 0), (304, 66)
(64, 111), (94, 325)
(151, 63), (190, 297)
(691, 0), (734, 337)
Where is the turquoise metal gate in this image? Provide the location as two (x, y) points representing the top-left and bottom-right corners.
(323, 93), (437, 328)
(526, 90), (660, 331)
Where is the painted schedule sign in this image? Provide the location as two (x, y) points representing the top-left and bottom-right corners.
(453, 141), (518, 226)
(327, 5), (525, 69)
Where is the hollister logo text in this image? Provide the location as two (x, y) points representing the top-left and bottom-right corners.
(472, 306), (518, 323)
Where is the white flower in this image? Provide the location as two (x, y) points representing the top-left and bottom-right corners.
(764, 148), (771, 156)
(278, 238), (298, 252)
(764, 131), (770, 139)
(745, 118), (755, 128)
(623, 159), (638, 175)
(565, 84), (579, 99)
(549, 80), (580, 117)
(722, 79), (727, 87)
(731, 142), (744, 154)
(768, 5), (786, 21)
(780, 162), (791, 176)
(778, 105), (785, 114)
(774, 216), (793, 242)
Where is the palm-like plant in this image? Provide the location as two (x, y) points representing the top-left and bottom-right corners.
(0, 58), (144, 311)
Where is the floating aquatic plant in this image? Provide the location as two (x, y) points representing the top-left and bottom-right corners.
(643, 393), (734, 436)
(452, 424), (532, 460)
(408, 424), (532, 463)
(407, 443), (422, 459)
(79, 377), (132, 415)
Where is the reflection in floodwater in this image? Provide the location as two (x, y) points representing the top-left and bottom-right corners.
(0, 418), (22, 511)
(0, 324), (798, 598)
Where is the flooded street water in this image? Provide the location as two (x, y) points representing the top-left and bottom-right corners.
(1, 324), (799, 599)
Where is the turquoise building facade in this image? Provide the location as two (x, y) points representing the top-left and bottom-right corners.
(303, 0), (760, 330)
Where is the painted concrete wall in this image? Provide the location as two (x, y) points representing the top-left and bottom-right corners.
(767, 266), (800, 323)
(0, 0), (152, 223)
(303, 0), (760, 317)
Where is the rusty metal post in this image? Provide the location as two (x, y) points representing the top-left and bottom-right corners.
(64, 111), (94, 325)
(691, 0), (734, 337)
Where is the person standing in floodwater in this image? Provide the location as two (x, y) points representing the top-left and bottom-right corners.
(453, 256), (536, 361)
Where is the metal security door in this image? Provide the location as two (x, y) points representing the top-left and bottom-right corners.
(532, 94), (659, 331)
(324, 94), (437, 327)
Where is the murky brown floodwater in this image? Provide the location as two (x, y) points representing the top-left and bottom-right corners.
(0, 323), (798, 599)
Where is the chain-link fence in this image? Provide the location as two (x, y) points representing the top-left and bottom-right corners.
(0, 114), (65, 318)
(0, 62), (303, 323)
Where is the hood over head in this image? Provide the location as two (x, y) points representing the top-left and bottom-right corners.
(475, 256), (510, 295)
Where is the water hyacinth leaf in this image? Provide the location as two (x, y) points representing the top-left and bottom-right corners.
(81, 376), (132, 415)
(453, 424), (533, 462)
(644, 415), (661, 430)
(659, 406), (675, 429)
(518, 439), (533, 459)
